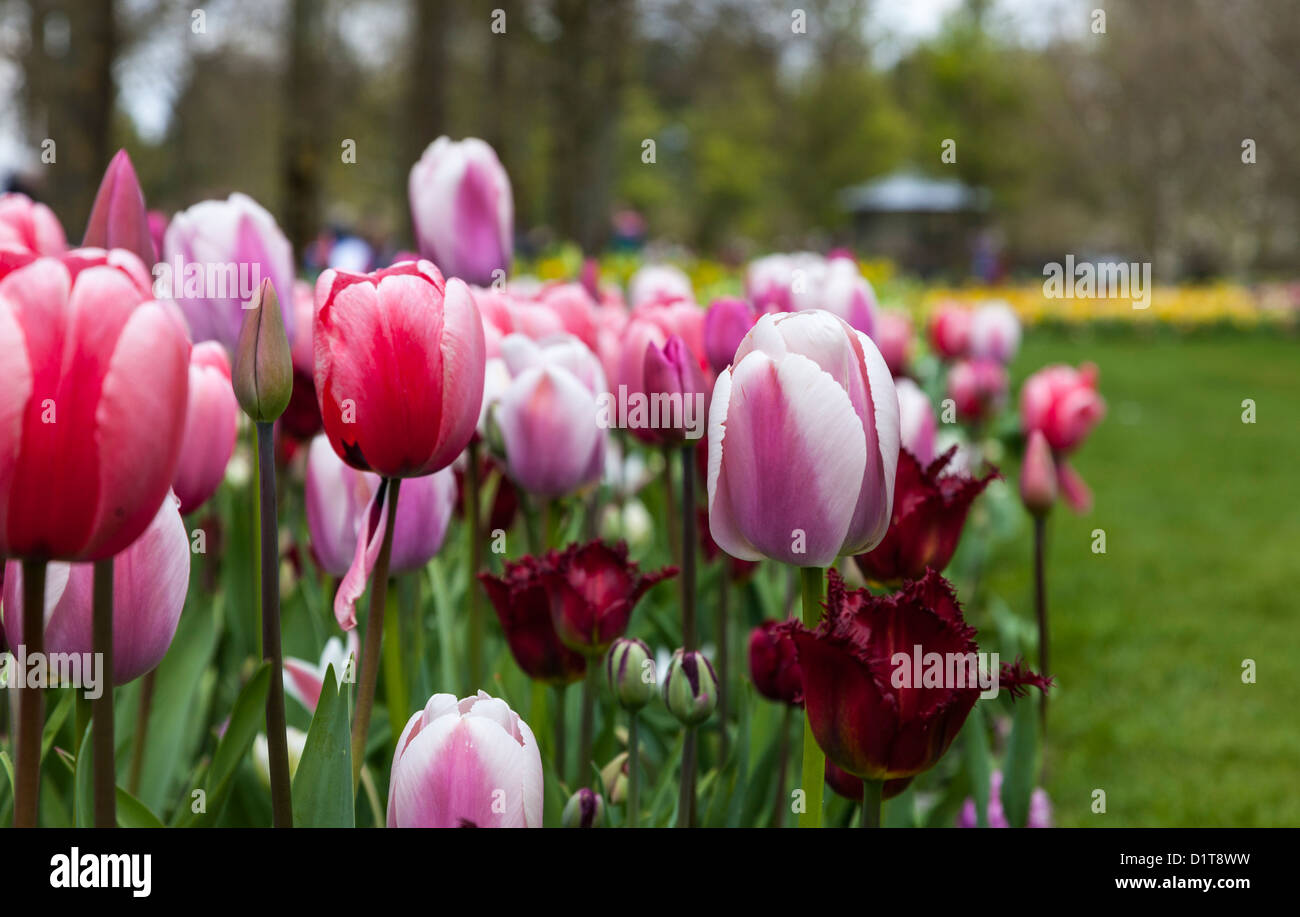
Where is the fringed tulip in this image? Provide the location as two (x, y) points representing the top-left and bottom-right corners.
(1020, 430), (1058, 516)
(83, 150), (156, 266)
(2, 494), (190, 684)
(748, 620), (803, 706)
(478, 556), (587, 686)
(172, 342), (239, 514)
(387, 691), (543, 828)
(854, 447), (998, 584)
(163, 192), (296, 351)
(969, 300), (1021, 363)
(314, 260), (485, 478)
(0, 193), (66, 255)
(824, 761), (911, 803)
(895, 377), (937, 465)
(409, 136), (513, 287)
(703, 297), (758, 376)
(707, 310), (900, 567)
(0, 253), (190, 561)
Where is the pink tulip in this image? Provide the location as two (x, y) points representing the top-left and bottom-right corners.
(83, 149), (156, 266)
(0, 193), (66, 255)
(969, 300), (1021, 363)
(475, 287), (566, 359)
(2, 494), (190, 684)
(1020, 430), (1058, 516)
(704, 297), (759, 375)
(172, 342), (239, 515)
(745, 253), (820, 312)
(536, 282), (599, 352)
(616, 300), (706, 399)
(873, 310), (913, 377)
(387, 690), (543, 828)
(947, 358), (1008, 423)
(409, 136), (513, 287)
(147, 210), (168, 263)
(895, 377), (937, 465)
(163, 192), (296, 350)
(812, 256), (876, 335)
(304, 433), (457, 577)
(708, 310), (900, 567)
(628, 263), (693, 308)
(0, 252), (190, 561)
(1020, 363), (1106, 453)
(641, 334), (708, 444)
(314, 260), (485, 479)
(284, 632), (360, 714)
(494, 334), (606, 497)
(928, 302), (972, 359)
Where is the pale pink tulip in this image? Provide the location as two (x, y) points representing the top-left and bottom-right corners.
(284, 632), (361, 714)
(895, 377), (937, 465)
(172, 342), (239, 515)
(628, 263), (693, 308)
(873, 310), (913, 377)
(969, 300), (1021, 363)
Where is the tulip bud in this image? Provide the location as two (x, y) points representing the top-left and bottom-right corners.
(83, 149), (156, 266)
(233, 277), (293, 423)
(1020, 430), (1058, 516)
(662, 649), (718, 726)
(599, 752), (629, 804)
(641, 334), (707, 444)
(605, 637), (656, 711)
(561, 788), (604, 828)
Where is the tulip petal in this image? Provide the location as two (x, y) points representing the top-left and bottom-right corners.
(333, 481), (391, 631)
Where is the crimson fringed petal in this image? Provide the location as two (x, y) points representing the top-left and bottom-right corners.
(998, 657), (1054, 699)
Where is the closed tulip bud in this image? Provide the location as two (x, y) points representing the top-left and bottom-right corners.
(662, 649), (718, 726)
(748, 621), (802, 707)
(83, 149), (156, 266)
(0, 192), (66, 255)
(255, 727), (307, 788)
(233, 277), (293, 422)
(605, 637), (656, 711)
(641, 334), (707, 443)
(599, 752), (629, 804)
(561, 788), (605, 828)
(704, 297), (758, 375)
(2, 495), (190, 684)
(173, 342), (240, 514)
(388, 691), (543, 828)
(1020, 430), (1058, 516)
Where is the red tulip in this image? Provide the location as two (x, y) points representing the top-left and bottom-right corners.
(785, 569), (1048, 781)
(172, 342), (239, 514)
(824, 760), (912, 802)
(478, 556), (587, 685)
(748, 620), (803, 706)
(83, 149), (156, 267)
(0, 253), (190, 561)
(928, 303), (972, 359)
(854, 447), (998, 585)
(313, 260), (485, 478)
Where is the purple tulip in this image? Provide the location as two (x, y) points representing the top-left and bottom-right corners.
(703, 297), (758, 375)
(83, 149), (156, 266)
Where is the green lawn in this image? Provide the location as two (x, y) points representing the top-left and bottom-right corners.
(983, 327), (1300, 827)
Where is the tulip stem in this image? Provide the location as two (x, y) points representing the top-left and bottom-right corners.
(552, 684), (567, 784)
(798, 566), (826, 829)
(861, 779), (883, 828)
(679, 446), (697, 650)
(256, 421), (293, 828)
(715, 573), (729, 762)
(663, 449), (680, 565)
(352, 477), (401, 793)
(1033, 515), (1049, 735)
(774, 704), (793, 828)
(92, 558), (116, 827)
(578, 661), (598, 785)
(678, 726), (697, 828)
(14, 559), (46, 828)
(128, 669), (156, 795)
(466, 440), (484, 690)
(627, 712), (640, 827)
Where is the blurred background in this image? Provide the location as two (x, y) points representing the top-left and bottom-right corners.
(4, 0), (1300, 282)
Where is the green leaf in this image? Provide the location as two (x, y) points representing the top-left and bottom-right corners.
(40, 688), (74, 764)
(292, 663), (354, 827)
(0, 750), (13, 802)
(1002, 694), (1040, 828)
(961, 704), (993, 827)
(74, 722), (93, 828)
(176, 662), (270, 827)
(116, 786), (166, 828)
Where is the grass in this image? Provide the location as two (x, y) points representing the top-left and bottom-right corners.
(982, 327), (1300, 827)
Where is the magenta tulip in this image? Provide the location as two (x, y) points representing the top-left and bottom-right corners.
(409, 136), (513, 287)
(0, 193), (66, 255)
(641, 334), (707, 444)
(387, 691), (543, 828)
(813, 256), (876, 335)
(616, 300), (706, 401)
(2, 494), (189, 684)
(172, 342), (239, 515)
(83, 149), (156, 266)
(703, 297), (758, 376)
(707, 310), (899, 567)
(928, 303), (972, 360)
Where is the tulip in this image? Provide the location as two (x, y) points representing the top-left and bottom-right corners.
(958, 770), (1053, 828)
(83, 150), (156, 266)
(640, 334), (708, 444)
(0, 253), (190, 561)
(146, 210), (168, 263)
(703, 297), (759, 376)
(707, 310), (900, 568)
(628, 263), (693, 307)
(254, 728), (307, 787)
(784, 569), (1049, 825)
(562, 788), (604, 828)
(1020, 430), (1058, 516)
(824, 761), (911, 805)
(616, 300), (707, 401)
(854, 447), (998, 585)
(662, 649), (718, 725)
(969, 300), (1021, 363)
(172, 342), (240, 515)
(408, 136), (513, 287)
(304, 434), (458, 577)
(164, 192), (296, 351)
(0, 192), (66, 255)
(536, 282), (600, 352)
(748, 620), (803, 706)
(477, 555), (587, 686)
(605, 637), (656, 712)
(873, 310), (913, 377)
(314, 260), (485, 479)
(493, 333), (606, 497)
(1020, 362), (1106, 454)
(895, 377), (937, 465)
(281, 280), (323, 441)
(387, 691), (543, 828)
(947, 358), (1008, 423)
(812, 256), (876, 335)
(283, 632), (360, 714)
(745, 252), (821, 313)
(233, 278), (293, 423)
(928, 303), (972, 359)
(2, 494), (190, 684)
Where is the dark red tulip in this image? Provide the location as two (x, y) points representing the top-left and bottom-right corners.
(824, 760), (912, 802)
(479, 557), (586, 685)
(540, 540), (677, 656)
(748, 620), (802, 707)
(854, 447), (998, 585)
(785, 569), (1049, 782)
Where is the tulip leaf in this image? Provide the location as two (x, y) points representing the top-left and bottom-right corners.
(176, 662), (270, 827)
(962, 703), (993, 827)
(292, 663), (354, 827)
(116, 786), (166, 829)
(74, 722), (93, 828)
(40, 687), (74, 764)
(1002, 693), (1040, 828)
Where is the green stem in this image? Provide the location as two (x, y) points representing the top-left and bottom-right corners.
(861, 779), (882, 828)
(663, 448), (680, 565)
(351, 477), (401, 791)
(774, 704), (793, 828)
(715, 573), (729, 762)
(1034, 514), (1049, 736)
(14, 559), (46, 828)
(382, 581), (406, 750)
(627, 712), (640, 827)
(798, 566), (826, 829)
(679, 446), (697, 650)
(257, 421), (293, 828)
(552, 684), (567, 785)
(678, 726), (697, 828)
(92, 558), (115, 827)
(466, 440), (484, 689)
(127, 669), (156, 795)
(578, 661), (597, 786)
